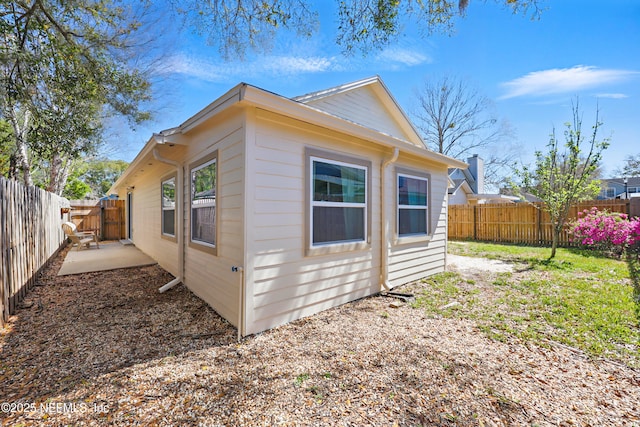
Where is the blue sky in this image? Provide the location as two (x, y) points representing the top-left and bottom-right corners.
(114, 0), (640, 178)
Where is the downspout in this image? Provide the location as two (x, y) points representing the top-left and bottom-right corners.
(232, 266), (244, 342)
(153, 148), (184, 293)
(380, 147), (399, 292)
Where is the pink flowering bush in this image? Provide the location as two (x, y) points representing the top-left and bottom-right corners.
(569, 207), (640, 257)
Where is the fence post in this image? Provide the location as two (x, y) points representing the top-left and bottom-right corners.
(473, 205), (478, 240)
(629, 198), (639, 218)
(536, 207), (542, 246)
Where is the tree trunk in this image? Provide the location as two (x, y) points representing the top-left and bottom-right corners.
(9, 107), (33, 187)
(550, 231), (558, 259)
(47, 152), (71, 195)
(550, 221), (565, 259)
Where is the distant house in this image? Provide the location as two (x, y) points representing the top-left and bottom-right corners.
(598, 177), (640, 199)
(448, 154), (518, 205)
(109, 76), (467, 336)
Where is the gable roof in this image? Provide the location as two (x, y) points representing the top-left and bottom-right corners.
(449, 167), (477, 191)
(601, 177), (640, 188)
(293, 76), (424, 147)
(111, 79), (467, 194)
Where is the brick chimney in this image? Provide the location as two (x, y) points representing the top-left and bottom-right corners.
(467, 154), (485, 194)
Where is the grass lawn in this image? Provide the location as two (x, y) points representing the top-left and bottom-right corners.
(414, 241), (640, 367)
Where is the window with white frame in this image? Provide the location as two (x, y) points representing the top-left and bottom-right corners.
(161, 176), (176, 237)
(190, 152), (217, 250)
(310, 156), (367, 246)
(397, 173), (429, 237)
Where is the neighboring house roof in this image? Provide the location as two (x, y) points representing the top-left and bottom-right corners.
(448, 168), (477, 190)
(111, 78), (467, 194)
(601, 177), (640, 187)
(448, 178), (473, 195)
(448, 179), (518, 203)
(447, 155), (517, 203)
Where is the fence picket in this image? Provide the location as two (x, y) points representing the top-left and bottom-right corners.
(0, 177), (68, 327)
(449, 199), (631, 246)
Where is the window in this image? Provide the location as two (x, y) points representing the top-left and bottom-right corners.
(629, 187), (639, 194)
(397, 172), (429, 237)
(190, 152), (217, 252)
(161, 176), (176, 238)
(310, 156), (368, 247)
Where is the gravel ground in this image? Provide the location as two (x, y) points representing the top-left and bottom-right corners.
(1, 246), (639, 426)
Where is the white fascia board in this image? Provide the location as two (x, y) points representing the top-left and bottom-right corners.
(293, 76), (380, 102)
(180, 84), (244, 132)
(109, 135), (158, 194)
(371, 78), (425, 147)
(241, 85), (468, 169)
(109, 127), (185, 194)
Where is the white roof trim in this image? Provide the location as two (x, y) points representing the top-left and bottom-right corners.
(293, 76), (425, 148)
(112, 80), (468, 193)
(293, 76), (381, 102)
(240, 84), (467, 168)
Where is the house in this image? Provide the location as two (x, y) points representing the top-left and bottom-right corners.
(598, 177), (640, 199)
(109, 76), (467, 337)
(448, 154), (518, 205)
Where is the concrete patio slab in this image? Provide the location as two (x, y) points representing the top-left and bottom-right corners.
(58, 241), (157, 276)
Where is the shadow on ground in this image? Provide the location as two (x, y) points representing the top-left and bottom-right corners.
(0, 246), (236, 404)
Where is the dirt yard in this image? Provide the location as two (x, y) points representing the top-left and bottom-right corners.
(1, 246), (638, 426)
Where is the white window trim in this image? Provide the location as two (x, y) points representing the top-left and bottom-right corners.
(161, 175), (176, 241)
(397, 173), (429, 237)
(310, 156), (368, 247)
(394, 167), (432, 246)
(189, 151), (218, 255)
(304, 148), (372, 257)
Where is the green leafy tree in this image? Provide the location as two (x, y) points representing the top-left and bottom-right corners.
(175, 0), (543, 58)
(0, 118), (13, 177)
(79, 158), (130, 197)
(63, 176), (92, 200)
(512, 101), (609, 258)
(0, 0), (151, 191)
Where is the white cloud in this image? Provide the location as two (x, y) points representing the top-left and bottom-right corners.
(158, 43), (430, 83)
(158, 53), (336, 82)
(376, 47), (432, 67)
(499, 66), (639, 99)
(596, 93), (629, 99)
(261, 56), (334, 74)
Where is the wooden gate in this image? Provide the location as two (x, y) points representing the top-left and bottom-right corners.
(101, 199), (125, 240)
(70, 199), (125, 240)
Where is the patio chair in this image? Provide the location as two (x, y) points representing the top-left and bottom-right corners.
(62, 222), (100, 251)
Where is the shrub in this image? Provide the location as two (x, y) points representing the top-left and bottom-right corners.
(569, 207), (640, 257)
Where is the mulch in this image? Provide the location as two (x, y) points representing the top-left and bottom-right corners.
(1, 245), (639, 426)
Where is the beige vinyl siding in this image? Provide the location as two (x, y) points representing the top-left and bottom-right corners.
(244, 109), (382, 335)
(119, 162), (181, 276)
(303, 85), (412, 142)
(181, 112), (245, 326)
(388, 159), (450, 287)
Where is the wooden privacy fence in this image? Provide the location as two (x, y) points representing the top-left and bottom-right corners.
(70, 199), (125, 241)
(448, 199), (640, 246)
(1, 177), (68, 327)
